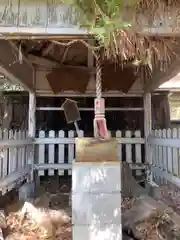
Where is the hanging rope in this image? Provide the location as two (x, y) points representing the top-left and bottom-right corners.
(96, 51), (102, 99)
(94, 50), (108, 139)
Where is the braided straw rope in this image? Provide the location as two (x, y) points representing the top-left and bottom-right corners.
(94, 50), (109, 138)
(96, 51), (102, 99)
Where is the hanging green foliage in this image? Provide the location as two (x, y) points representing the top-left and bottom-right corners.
(63, 0), (137, 47)
(60, 0), (180, 63)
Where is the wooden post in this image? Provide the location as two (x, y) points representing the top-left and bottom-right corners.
(28, 92), (36, 138)
(144, 93), (152, 185)
(28, 70), (36, 183)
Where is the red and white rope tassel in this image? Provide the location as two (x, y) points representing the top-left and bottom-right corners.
(94, 52), (108, 139)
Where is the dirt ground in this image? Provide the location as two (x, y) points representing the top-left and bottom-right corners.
(3, 176), (72, 240)
(3, 168), (180, 240)
(0, 164), (153, 240)
(2, 175), (135, 240)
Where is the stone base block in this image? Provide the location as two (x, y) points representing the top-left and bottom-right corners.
(72, 162), (121, 194)
(72, 192), (121, 225)
(73, 224), (122, 240)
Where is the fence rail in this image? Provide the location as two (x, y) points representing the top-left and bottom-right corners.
(0, 129), (33, 194)
(35, 129), (144, 176)
(149, 128), (180, 187)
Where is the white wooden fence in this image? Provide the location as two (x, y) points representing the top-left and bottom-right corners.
(149, 128), (180, 188)
(2, 127), (180, 194)
(34, 129), (145, 176)
(2, 127), (180, 192)
(0, 129), (33, 194)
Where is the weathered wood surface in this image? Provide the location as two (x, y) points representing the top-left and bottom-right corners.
(152, 92), (171, 129)
(0, 1), (86, 35)
(0, 1), (78, 27)
(0, 40), (34, 91)
(0, 0), (178, 35)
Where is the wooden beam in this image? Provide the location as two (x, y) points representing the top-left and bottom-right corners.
(144, 93), (152, 150)
(28, 68), (36, 138)
(28, 92), (36, 138)
(28, 54), (58, 68)
(36, 107), (144, 111)
(28, 54), (95, 72)
(0, 66), (32, 92)
(35, 90), (144, 97)
(28, 70), (36, 181)
(0, 34), (90, 40)
(0, 40), (34, 91)
(0, 28), (179, 40)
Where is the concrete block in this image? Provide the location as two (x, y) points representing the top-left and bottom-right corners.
(73, 224), (122, 240)
(72, 192), (121, 225)
(72, 162), (121, 194)
(18, 182), (35, 201)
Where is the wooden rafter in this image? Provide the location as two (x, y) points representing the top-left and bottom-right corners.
(0, 40), (35, 92)
(28, 54), (95, 73)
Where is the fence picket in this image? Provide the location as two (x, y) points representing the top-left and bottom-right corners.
(0, 129), (2, 178)
(167, 128), (172, 174)
(58, 130), (65, 176)
(135, 130), (142, 175)
(172, 128), (178, 176)
(125, 131), (132, 163)
(13, 131), (18, 172)
(48, 130), (55, 176)
(154, 130), (160, 183)
(33, 129), (144, 176)
(25, 130), (28, 165)
(154, 130), (159, 167)
(38, 131), (45, 176)
(151, 130), (156, 182)
(68, 130), (75, 175)
(17, 130), (22, 169)
(2, 130), (8, 177)
(158, 129), (163, 169)
(116, 131), (122, 161)
(151, 130), (155, 166)
(8, 130), (16, 174)
(21, 130), (26, 169)
(162, 129), (167, 173)
(178, 129), (180, 176)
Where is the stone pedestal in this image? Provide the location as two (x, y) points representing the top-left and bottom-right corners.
(72, 138), (122, 240)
